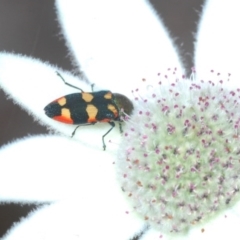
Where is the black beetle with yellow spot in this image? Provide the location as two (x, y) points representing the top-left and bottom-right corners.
(44, 72), (133, 150)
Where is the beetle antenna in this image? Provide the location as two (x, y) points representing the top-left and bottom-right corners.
(56, 71), (84, 92)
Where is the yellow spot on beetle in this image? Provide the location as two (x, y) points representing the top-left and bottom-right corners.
(58, 97), (67, 106)
(104, 92), (113, 99)
(82, 93), (94, 102)
(108, 104), (118, 117)
(86, 104), (98, 122)
(61, 108), (71, 119)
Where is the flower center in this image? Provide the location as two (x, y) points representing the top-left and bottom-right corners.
(116, 69), (240, 234)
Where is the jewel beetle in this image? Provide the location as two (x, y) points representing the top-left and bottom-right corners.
(44, 72), (133, 150)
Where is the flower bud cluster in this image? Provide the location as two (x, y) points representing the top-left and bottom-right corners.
(117, 69), (240, 234)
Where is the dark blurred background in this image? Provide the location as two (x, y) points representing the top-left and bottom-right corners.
(0, 0), (204, 238)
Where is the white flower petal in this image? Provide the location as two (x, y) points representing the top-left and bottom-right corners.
(195, 0), (240, 87)
(56, 0), (184, 97)
(0, 135), (119, 202)
(0, 53), (121, 151)
(3, 197), (144, 240)
(140, 228), (165, 240)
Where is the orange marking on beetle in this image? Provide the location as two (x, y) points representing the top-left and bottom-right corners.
(53, 115), (73, 124)
(104, 92), (113, 99)
(57, 97), (67, 106)
(108, 104), (118, 117)
(54, 108), (73, 123)
(86, 104), (98, 121)
(87, 118), (97, 123)
(82, 92), (94, 102)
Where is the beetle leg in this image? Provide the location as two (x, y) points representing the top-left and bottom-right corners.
(71, 123), (96, 137)
(56, 71), (84, 92)
(119, 122), (123, 133)
(102, 121), (115, 150)
(91, 83), (95, 92)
